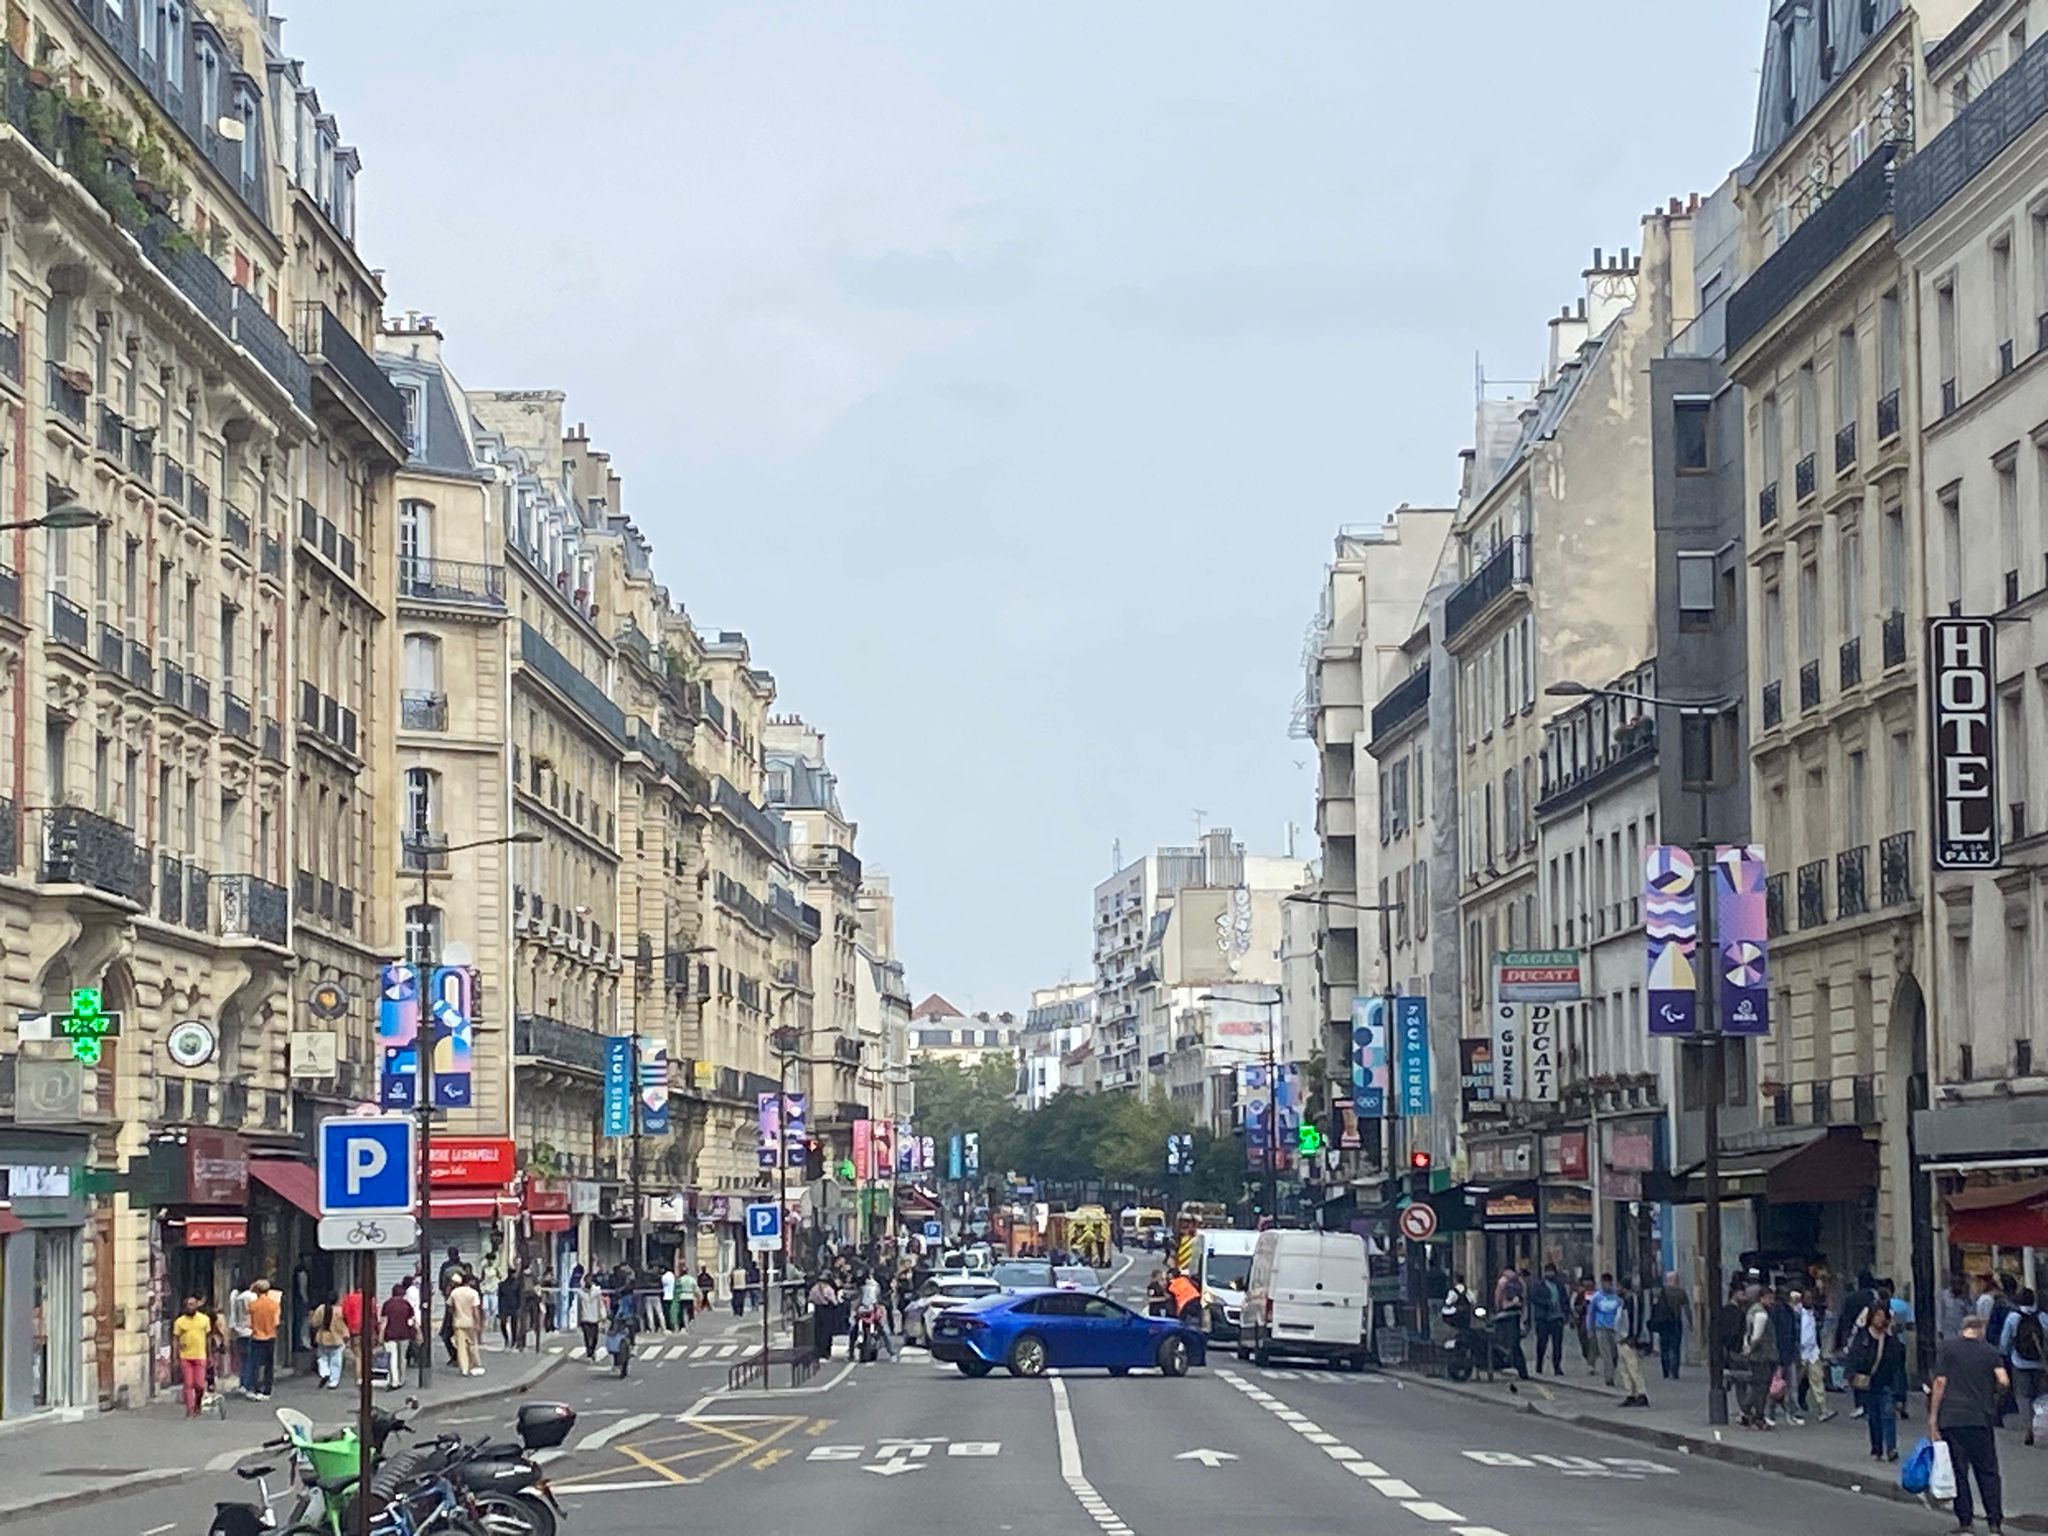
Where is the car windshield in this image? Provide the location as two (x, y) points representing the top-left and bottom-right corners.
(1055, 1267), (1099, 1288)
(993, 1261), (1055, 1288)
(941, 1280), (997, 1299)
(1204, 1254), (1254, 1291)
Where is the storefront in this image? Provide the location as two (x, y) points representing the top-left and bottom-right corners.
(422, 1138), (518, 1273)
(1478, 1184), (1540, 1278)
(0, 1131), (93, 1419)
(1941, 1179), (2048, 1291)
(139, 1129), (250, 1392)
(1663, 1127), (1879, 1289)
(1599, 1120), (1666, 1284)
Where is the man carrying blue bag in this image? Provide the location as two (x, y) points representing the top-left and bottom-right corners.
(1929, 1313), (2010, 1534)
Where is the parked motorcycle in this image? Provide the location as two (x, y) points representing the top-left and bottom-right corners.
(1443, 1305), (1494, 1382)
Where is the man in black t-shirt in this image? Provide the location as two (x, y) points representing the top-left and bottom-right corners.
(1933, 1315), (2010, 1533)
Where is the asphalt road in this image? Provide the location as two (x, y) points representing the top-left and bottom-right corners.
(16, 1257), (1982, 1536)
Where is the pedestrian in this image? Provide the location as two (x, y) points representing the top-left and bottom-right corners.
(2001, 1287), (2047, 1444)
(309, 1290), (348, 1389)
(338, 1283), (366, 1382)
(809, 1270), (840, 1361)
(1933, 1313), (2010, 1533)
(449, 1268), (485, 1377)
(576, 1272), (605, 1359)
(438, 1248), (464, 1367)
(1798, 1288), (1834, 1422)
(1650, 1270), (1687, 1381)
(1835, 1269), (1875, 1355)
(244, 1277), (280, 1400)
(173, 1295), (217, 1416)
(497, 1264), (522, 1349)
(482, 1247), (506, 1334)
(1738, 1285), (1777, 1429)
(1941, 1275), (1974, 1340)
(1530, 1263), (1568, 1376)
(731, 1258), (750, 1317)
(1844, 1299), (1905, 1459)
(1770, 1288), (1802, 1425)
(1588, 1274), (1624, 1388)
(226, 1276), (255, 1388)
(379, 1281), (414, 1389)
(403, 1273), (423, 1369)
(697, 1264), (717, 1320)
(662, 1265), (679, 1329)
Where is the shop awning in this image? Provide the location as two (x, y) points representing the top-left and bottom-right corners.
(249, 1158), (320, 1217)
(0, 1207), (23, 1236)
(529, 1213), (572, 1233)
(1946, 1179), (2048, 1248)
(1661, 1128), (1879, 1205)
(428, 1192), (519, 1220)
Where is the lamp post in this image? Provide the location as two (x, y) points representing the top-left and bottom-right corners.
(1198, 989), (1283, 1224)
(627, 944), (717, 1271)
(1548, 678), (1736, 1426)
(0, 503), (106, 532)
(407, 827), (540, 1389)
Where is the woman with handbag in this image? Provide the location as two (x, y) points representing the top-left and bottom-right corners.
(1845, 1302), (1907, 1460)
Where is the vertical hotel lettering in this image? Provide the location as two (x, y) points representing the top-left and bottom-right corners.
(1927, 618), (2000, 870)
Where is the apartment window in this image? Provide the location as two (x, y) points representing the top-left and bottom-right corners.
(399, 499), (433, 571)
(1996, 233), (2017, 368)
(399, 387), (423, 454)
(1797, 559), (1820, 663)
(1502, 765), (1521, 852)
(1796, 361), (1818, 461)
(1836, 324), (1859, 430)
(405, 904), (443, 967)
(219, 601), (237, 685)
(156, 764), (171, 847)
(1519, 616), (1534, 705)
(139, 0), (155, 60)
(403, 767), (437, 838)
(1676, 552), (1718, 630)
(1996, 449), (2022, 601)
(184, 773), (198, 855)
(93, 735), (111, 818)
(1937, 276), (1959, 404)
(1680, 713), (1715, 786)
(1763, 582), (1785, 682)
(237, 92), (259, 182)
(2015, 20), (2031, 60)
(1838, 526), (1862, 640)
(1483, 784), (1496, 865)
(2002, 687), (2029, 838)
(165, 1), (185, 90)
(1674, 398), (1710, 472)
(1888, 729), (1912, 833)
(1881, 500), (1906, 612)
(1846, 749), (1868, 849)
(1879, 288), (1903, 402)
(402, 633), (441, 695)
(1941, 483), (1964, 611)
(1760, 392), (1782, 487)
(1414, 859), (1429, 940)
(2033, 204), (2048, 338)
(197, 39), (218, 126)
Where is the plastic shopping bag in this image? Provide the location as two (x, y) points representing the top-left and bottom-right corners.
(1900, 1436), (1936, 1494)
(2033, 1396), (2048, 1442)
(1929, 1440), (1958, 1501)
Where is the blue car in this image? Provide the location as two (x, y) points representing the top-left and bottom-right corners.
(928, 1288), (1206, 1378)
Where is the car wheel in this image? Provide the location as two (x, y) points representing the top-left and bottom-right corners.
(957, 1359), (992, 1378)
(1008, 1334), (1049, 1378)
(1157, 1337), (1190, 1377)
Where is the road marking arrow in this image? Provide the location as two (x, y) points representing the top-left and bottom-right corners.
(1175, 1448), (1239, 1468)
(862, 1459), (924, 1476)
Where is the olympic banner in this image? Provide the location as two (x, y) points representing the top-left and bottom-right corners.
(637, 1037), (669, 1135)
(1714, 844), (1771, 1036)
(757, 1092), (781, 1168)
(1351, 996), (1389, 1119)
(1645, 845), (1699, 1036)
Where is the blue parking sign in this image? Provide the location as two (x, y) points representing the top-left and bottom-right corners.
(318, 1115), (416, 1215)
(746, 1201), (782, 1252)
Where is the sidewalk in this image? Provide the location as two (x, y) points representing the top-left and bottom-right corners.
(0, 1328), (574, 1522)
(1391, 1353), (2048, 1531)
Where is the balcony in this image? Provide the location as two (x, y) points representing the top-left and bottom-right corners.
(1795, 452), (1817, 501)
(261, 718), (284, 764)
(1797, 858), (1828, 930)
(1835, 420), (1857, 472)
(48, 592), (88, 652)
(294, 303), (411, 445)
(1727, 143), (1897, 355)
(223, 502), (251, 557)
(1836, 845), (1869, 919)
(157, 852), (184, 925)
(399, 557), (507, 608)
(44, 363), (86, 431)
(1444, 536), (1530, 645)
(517, 622), (627, 744)
(796, 841), (864, 889)
(1762, 679), (1783, 728)
(298, 499), (319, 548)
(1368, 663), (1432, 744)
(127, 428), (153, 480)
(713, 775), (785, 856)
(1882, 610), (1908, 669)
(217, 874), (289, 946)
(1877, 388), (1900, 441)
(401, 690), (448, 731)
(1838, 636), (1862, 691)
(127, 636), (152, 690)
(130, 222), (308, 409)
(1758, 481), (1779, 527)
(1880, 831), (1915, 906)
(514, 1012), (607, 1075)
(259, 533), (283, 580)
(1799, 658), (1821, 713)
(1766, 872), (1788, 938)
(187, 673), (211, 724)
(96, 621), (124, 675)
(1900, 38), (2048, 234)
(0, 324), (18, 388)
(161, 455), (186, 506)
(160, 658), (187, 711)
(188, 477), (210, 527)
(38, 807), (150, 906)
(402, 832), (451, 872)
(95, 404), (125, 459)
(834, 1037), (864, 1066)
(184, 863), (212, 934)
(223, 690), (252, 741)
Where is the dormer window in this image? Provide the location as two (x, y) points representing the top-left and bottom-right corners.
(237, 91), (259, 182)
(165, 1), (186, 90)
(197, 40), (218, 126)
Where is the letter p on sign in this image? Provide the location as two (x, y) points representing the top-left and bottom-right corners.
(348, 1137), (387, 1195)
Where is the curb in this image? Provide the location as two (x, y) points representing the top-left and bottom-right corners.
(1389, 1367), (2048, 1533)
(0, 1350), (569, 1522)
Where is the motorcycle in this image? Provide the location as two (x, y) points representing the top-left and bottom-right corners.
(852, 1304), (884, 1363)
(1443, 1305), (1494, 1383)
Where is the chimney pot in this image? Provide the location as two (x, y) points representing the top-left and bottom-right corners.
(1592, 246), (1604, 268)
(1620, 246), (1632, 267)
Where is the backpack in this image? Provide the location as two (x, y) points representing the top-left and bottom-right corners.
(2016, 1310), (2046, 1363)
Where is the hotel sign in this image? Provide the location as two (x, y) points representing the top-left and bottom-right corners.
(1928, 618), (2000, 870)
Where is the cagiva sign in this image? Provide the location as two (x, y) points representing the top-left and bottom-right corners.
(1927, 618), (2001, 871)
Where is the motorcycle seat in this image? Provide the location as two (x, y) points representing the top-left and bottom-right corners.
(234, 1463), (276, 1480)
(473, 1440), (524, 1460)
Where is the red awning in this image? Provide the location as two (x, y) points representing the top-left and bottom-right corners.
(427, 1192), (518, 1220)
(0, 1207), (24, 1236)
(1947, 1181), (2048, 1248)
(529, 1213), (572, 1233)
(249, 1159), (320, 1217)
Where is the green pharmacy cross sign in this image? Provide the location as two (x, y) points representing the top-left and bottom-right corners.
(1296, 1123), (1325, 1156)
(55, 987), (120, 1065)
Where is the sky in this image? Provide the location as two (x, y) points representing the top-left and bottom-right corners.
(287, 1), (1766, 1013)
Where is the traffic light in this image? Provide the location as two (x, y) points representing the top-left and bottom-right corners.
(1296, 1123), (1325, 1156)
(1409, 1149), (1433, 1172)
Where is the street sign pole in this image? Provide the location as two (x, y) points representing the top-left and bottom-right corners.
(356, 1248), (374, 1536)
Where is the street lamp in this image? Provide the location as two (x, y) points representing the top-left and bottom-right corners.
(0, 503), (106, 532)
(408, 827), (541, 1390)
(1548, 677), (1737, 1425)
(1198, 988), (1283, 1224)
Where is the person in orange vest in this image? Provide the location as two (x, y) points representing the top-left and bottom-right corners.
(1167, 1268), (1201, 1325)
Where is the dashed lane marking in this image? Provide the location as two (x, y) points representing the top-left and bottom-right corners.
(1051, 1374), (1136, 1536)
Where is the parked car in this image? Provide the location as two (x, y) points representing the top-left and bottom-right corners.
(928, 1288), (1206, 1378)
(1191, 1228), (1259, 1339)
(991, 1258), (1056, 1292)
(1236, 1228), (1370, 1370)
(1053, 1265), (1102, 1292)
(903, 1275), (1001, 1347)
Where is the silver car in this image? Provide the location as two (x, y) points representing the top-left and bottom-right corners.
(904, 1275), (1001, 1347)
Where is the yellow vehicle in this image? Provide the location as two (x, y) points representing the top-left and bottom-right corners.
(1062, 1205), (1112, 1268)
(1177, 1201), (1230, 1230)
(1119, 1205), (1167, 1251)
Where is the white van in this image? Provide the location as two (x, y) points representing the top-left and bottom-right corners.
(1237, 1229), (1370, 1369)
(1192, 1228), (1260, 1339)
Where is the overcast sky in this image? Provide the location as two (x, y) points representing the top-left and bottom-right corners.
(289, 1), (1764, 1012)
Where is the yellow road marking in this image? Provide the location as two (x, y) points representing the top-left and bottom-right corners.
(805, 1417), (836, 1437)
(611, 1414), (811, 1488)
(614, 1443), (694, 1484)
(752, 1447), (792, 1470)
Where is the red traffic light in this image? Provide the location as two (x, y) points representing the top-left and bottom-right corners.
(1409, 1150), (1433, 1171)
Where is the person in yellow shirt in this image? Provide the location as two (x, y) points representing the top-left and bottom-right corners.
(244, 1277), (281, 1399)
(172, 1295), (218, 1417)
